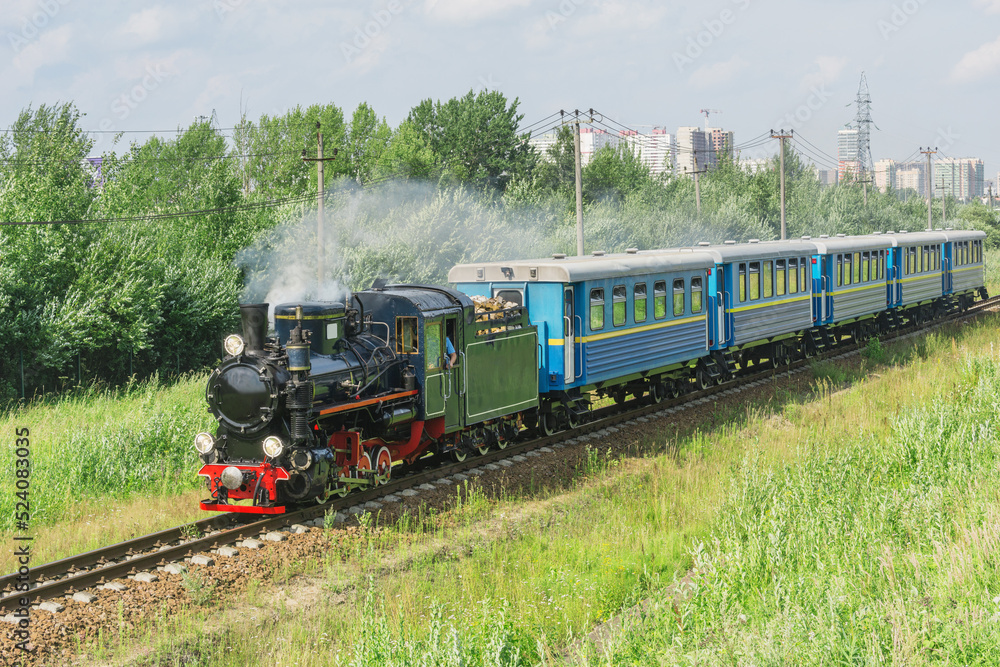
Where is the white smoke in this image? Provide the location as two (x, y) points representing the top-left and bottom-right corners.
(234, 179), (560, 323)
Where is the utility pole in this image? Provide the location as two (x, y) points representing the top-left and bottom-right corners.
(302, 122), (338, 284)
(771, 129), (793, 240)
(561, 109), (594, 256)
(693, 153), (702, 218)
(939, 177), (947, 225)
(574, 119), (584, 255)
(920, 147), (937, 231)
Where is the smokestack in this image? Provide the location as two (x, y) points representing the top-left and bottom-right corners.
(240, 303), (269, 354)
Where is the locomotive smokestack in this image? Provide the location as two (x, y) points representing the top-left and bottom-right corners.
(240, 303), (269, 354)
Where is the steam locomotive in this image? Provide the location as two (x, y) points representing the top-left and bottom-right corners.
(196, 283), (537, 513)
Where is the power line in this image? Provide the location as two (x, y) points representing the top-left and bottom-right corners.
(0, 191), (323, 227)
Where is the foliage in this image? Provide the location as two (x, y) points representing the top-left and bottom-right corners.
(407, 89), (535, 190)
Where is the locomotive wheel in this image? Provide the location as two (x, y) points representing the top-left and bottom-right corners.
(565, 409), (580, 430)
(476, 443), (490, 455)
(451, 448), (468, 462)
(373, 447), (392, 486)
(540, 412), (558, 437)
(356, 452), (373, 486)
(650, 381), (666, 404)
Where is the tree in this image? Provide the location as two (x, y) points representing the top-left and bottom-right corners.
(407, 89), (534, 190)
(346, 102), (392, 185)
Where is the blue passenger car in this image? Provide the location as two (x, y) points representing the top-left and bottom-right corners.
(808, 234), (892, 334)
(449, 250), (715, 429)
(942, 229), (987, 309)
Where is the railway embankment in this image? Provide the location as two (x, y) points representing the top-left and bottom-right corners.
(2, 311), (995, 665)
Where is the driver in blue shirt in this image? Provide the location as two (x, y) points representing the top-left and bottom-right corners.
(444, 337), (458, 369)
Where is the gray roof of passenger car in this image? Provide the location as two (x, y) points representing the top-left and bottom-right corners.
(941, 229), (986, 242)
(645, 240), (818, 264)
(448, 251), (715, 283)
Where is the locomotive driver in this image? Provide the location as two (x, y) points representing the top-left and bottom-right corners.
(444, 337), (458, 369)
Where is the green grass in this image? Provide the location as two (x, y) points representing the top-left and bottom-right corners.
(0, 374), (213, 533)
(86, 313), (1000, 667)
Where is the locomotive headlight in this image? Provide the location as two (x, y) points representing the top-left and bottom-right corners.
(194, 432), (216, 455)
(262, 435), (284, 458)
(223, 334), (246, 357)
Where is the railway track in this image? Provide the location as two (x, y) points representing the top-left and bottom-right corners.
(3, 295), (998, 614)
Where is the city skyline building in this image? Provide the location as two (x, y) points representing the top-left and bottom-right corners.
(837, 127), (860, 181)
(934, 157), (985, 201)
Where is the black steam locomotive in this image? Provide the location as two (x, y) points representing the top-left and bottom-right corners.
(196, 285), (538, 513)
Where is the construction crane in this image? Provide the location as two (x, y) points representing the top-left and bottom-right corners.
(700, 109), (722, 131)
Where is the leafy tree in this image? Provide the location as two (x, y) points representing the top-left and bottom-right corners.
(0, 103), (97, 399)
(233, 104), (348, 198)
(407, 89), (534, 190)
(346, 102), (392, 185)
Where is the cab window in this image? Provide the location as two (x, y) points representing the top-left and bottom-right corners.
(424, 320), (441, 370)
(396, 316), (418, 354)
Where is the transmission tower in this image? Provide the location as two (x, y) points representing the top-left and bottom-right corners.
(853, 73), (874, 180)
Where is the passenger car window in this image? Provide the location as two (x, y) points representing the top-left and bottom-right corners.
(654, 281), (666, 319)
(800, 258), (808, 292)
(691, 277), (703, 313)
(612, 285), (626, 327)
(590, 288), (604, 330)
(749, 262), (760, 300)
(763, 261), (773, 298)
(789, 259), (798, 293)
(776, 260), (786, 296)
(634, 283), (647, 322)
(673, 279), (685, 316)
(738, 263), (746, 302)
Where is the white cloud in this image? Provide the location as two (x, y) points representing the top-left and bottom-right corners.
(689, 55), (749, 88)
(425, 0), (534, 24)
(974, 0), (1000, 13)
(799, 55), (846, 91)
(5, 24), (72, 86)
(119, 6), (190, 44)
(951, 35), (1000, 83)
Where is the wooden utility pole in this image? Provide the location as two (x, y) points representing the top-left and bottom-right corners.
(302, 122), (338, 284)
(771, 129), (793, 240)
(920, 147), (937, 231)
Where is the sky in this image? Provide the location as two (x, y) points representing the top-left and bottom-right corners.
(3, 0), (1000, 182)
